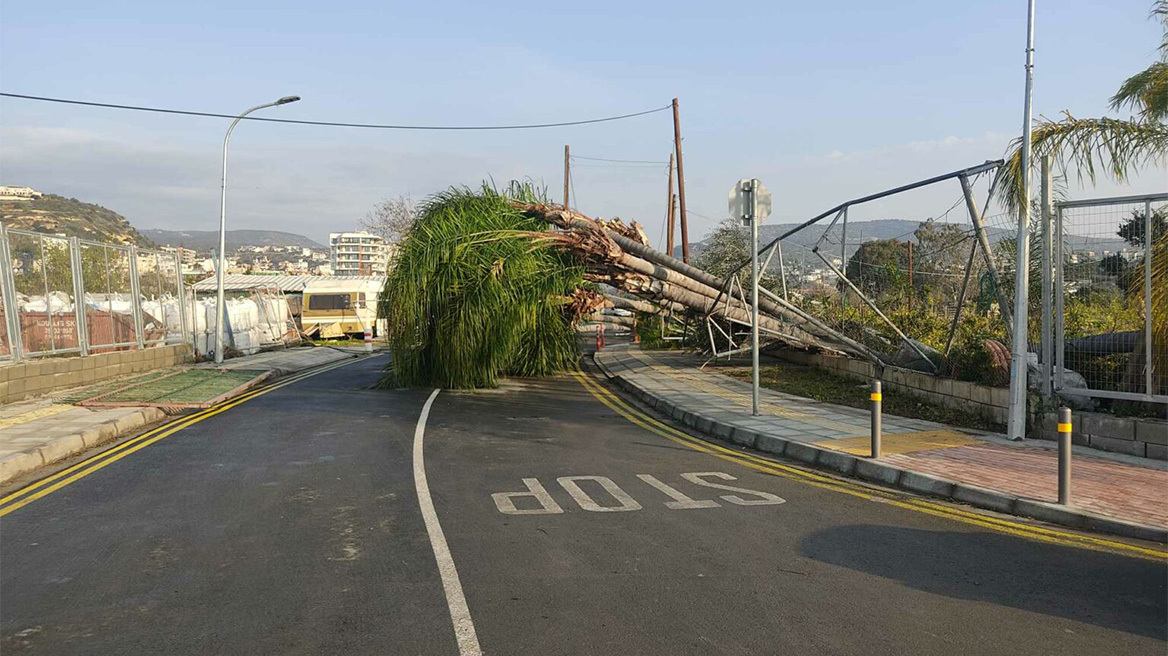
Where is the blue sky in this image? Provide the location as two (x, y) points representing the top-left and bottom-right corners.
(2, 0), (1164, 246)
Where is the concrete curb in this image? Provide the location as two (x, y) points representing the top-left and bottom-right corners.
(593, 351), (1168, 544)
(0, 407), (165, 486)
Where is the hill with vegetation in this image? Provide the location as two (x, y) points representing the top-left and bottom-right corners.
(141, 228), (325, 251)
(0, 194), (153, 246)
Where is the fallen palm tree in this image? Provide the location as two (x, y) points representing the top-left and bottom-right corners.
(380, 184), (877, 389)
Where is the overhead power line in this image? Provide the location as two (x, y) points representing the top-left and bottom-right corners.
(0, 92), (672, 131)
(571, 155), (669, 164)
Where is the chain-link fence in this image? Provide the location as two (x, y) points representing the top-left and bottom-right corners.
(0, 223), (189, 363)
(1053, 193), (1166, 403)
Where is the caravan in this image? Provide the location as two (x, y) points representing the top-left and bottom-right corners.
(300, 278), (385, 339)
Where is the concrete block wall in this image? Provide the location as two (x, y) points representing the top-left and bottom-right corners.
(0, 344), (193, 405)
(774, 350), (1009, 425)
(1033, 411), (1168, 461)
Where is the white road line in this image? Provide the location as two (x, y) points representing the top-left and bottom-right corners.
(413, 388), (483, 656)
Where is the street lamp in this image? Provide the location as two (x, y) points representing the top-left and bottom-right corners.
(213, 95), (300, 364)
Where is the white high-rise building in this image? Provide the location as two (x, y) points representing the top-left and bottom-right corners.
(329, 231), (391, 276)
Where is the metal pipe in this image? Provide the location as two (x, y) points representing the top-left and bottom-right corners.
(840, 207), (848, 308)
(1145, 199), (1154, 397)
(960, 173), (1013, 331)
(1008, 0), (1037, 441)
(1058, 406), (1072, 505)
(870, 380), (882, 458)
(750, 179), (761, 417)
(0, 223), (24, 360)
(69, 237), (89, 357)
(813, 249), (938, 372)
(38, 235), (56, 353)
(944, 240), (980, 356)
(175, 248), (189, 348)
(128, 244), (145, 350)
(776, 241), (789, 301)
(1054, 206), (1065, 394)
(215, 95), (300, 364)
(752, 160), (1002, 264)
(1040, 156), (1053, 400)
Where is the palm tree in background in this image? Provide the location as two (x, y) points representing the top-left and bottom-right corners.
(991, 1), (1168, 397)
(992, 1), (1167, 212)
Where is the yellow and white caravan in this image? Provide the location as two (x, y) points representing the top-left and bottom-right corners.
(300, 278), (385, 339)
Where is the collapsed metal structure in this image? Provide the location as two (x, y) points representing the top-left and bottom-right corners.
(515, 160), (1011, 372)
(708, 160), (1008, 371)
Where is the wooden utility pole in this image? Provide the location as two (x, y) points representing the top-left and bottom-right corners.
(670, 194), (678, 255)
(563, 145), (570, 210)
(672, 98), (690, 263)
(665, 152), (675, 256)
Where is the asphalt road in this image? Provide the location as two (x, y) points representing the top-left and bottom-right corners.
(2, 355), (1165, 655)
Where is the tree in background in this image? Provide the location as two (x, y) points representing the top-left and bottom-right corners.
(844, 238), (909, 299)
(992, 2), (1167, 212)
(912, 221), (973, 301)
(1118, 206), (1167, 248)
(360, 195), (417, 243)
(990, 1), (1168, 398)
(692, 218), (780, 289)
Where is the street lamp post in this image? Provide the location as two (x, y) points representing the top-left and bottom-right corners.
(214, 95), (300, 364)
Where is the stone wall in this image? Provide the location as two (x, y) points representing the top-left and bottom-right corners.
(1033, 411), (1168, 461)
(772, 348), (1168, 461)
(0, 344), (193, 405)
(773, 350), (1010, 427)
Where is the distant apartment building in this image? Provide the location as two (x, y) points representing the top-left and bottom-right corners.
(0, 185), (43, 200)
(329, 231), (392, 276)
(159, 245), (198, 266)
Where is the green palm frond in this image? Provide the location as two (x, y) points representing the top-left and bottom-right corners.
(991, 113), (1168, 213)
(378, 183), (585, 389)
(1110, 61), (1168, 121)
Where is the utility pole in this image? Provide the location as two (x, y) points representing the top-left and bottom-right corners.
(1008, 0), (1037, 441)
(665, 152), (676, 256)
(563, 145), (570, 211)
(672, 98), (690, 263)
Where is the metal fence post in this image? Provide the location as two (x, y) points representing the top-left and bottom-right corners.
(0, 223), (24, 361)
(1057, 407), (1072, 505)
(38, 234), (57, 353)
(870, 380), (882, 458)
(68, 237), (89, 357)
(1040, 156), (1053, 402)
(1144, 199), (1154, 397)
(128, 244), (145, 350)
(1054, 205), (1065, 395)
(175, 250), (189, 348)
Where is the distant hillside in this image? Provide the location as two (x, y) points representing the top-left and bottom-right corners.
(678, 218), (1127, 261)
(0, 194), (153, 246)
(141, 229), (325, 252)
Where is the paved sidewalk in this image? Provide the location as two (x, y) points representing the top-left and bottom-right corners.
(197, 345), (362, 374)
(0, 346), (362, 485)
(596, 346), (1168, 538)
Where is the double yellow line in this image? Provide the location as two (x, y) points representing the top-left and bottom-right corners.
(570, 368), (1168, 563)
(0, 357), (363, 517)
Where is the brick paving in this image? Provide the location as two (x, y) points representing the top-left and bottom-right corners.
(597, 346), (1168, 530)
(885, 444), (1168, 528)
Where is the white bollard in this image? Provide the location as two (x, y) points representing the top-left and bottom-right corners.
(364, 327), (373, 353)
